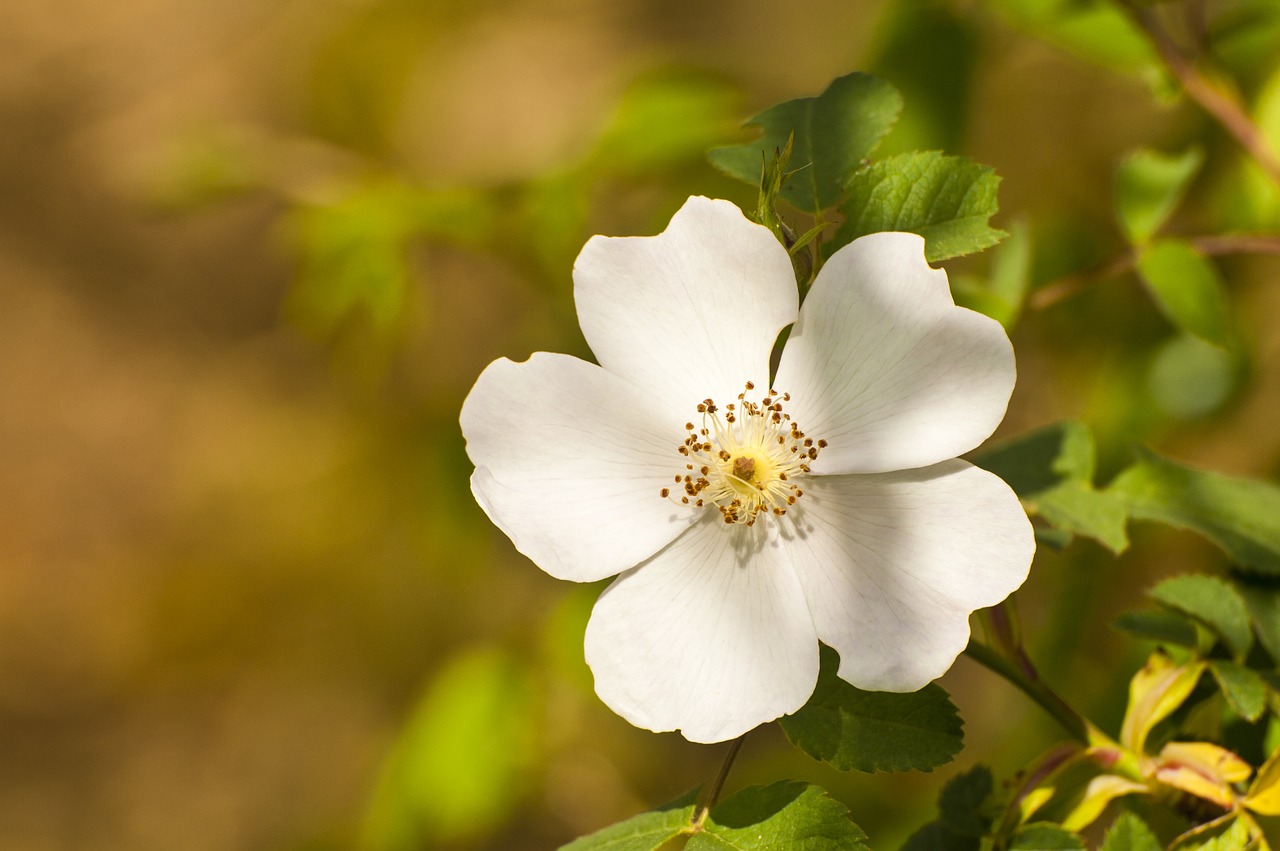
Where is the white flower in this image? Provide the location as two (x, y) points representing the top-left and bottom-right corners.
(460, 196), (1035, 744)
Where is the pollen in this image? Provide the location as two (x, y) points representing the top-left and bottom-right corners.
(660, 382), (824, 527)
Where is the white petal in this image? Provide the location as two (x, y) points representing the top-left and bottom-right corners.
(782, 461), (1034, 691)
(461, 353), (695, 582)
(585, 519), (819, 743)
(774, 232), (1016, 474)
(574, 196), (798, 420)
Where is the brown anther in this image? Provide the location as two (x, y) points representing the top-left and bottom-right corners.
(660, 488), (670, 498)
(817, 439), (828, 448)
(745, 381), (755, 390)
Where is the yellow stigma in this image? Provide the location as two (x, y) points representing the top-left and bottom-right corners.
(663, 382), (826, 526)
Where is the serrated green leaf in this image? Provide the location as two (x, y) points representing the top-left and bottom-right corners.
(1036, 482), (1131, 554)
(780, 646), (963, 773)
(1101, 812), (1162, 851)
(558, 790), (696, 851)
(708, 72), (902, 212)
(901, 766), (995, 851)
(1113, 609), (1201, 649)
(973, 421), (1095, 492)
(1012, 823), (1084, 851)
(688, 782), (870, 851)
(972, 421), (1128, 551)
(1149, 575), (1253, 660)
(835, 151), (1005, 261)
(1210, 660), (1268, 722)
(1115, 147), (1204, 245)
(1135, 240), (1232, 348)
(1108, 450), (1280, 576)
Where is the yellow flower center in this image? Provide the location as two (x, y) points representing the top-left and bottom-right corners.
(660, 382), (826, 526)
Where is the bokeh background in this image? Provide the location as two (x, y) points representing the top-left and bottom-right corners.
(5, 0), (1280, 848)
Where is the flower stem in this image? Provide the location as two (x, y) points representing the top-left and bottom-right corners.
(1118, 0), (1280, 188)
(963, 638), (1091, 744)
(692, 735), (746, 828)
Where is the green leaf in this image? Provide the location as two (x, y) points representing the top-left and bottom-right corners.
(1108, 450), (1280, 576)
(1169, 814), (1251, 851)
(835, 151), (1006, 261)
(901, 766), (995, 851)
(1100, 812), (1162, 851)
(1149, 575), (1253, 660)
(1209, 660), (1268, 722)
(1011, 823), (1084, 851)
(984, 0), (1156, 74)
(688, 782), (870, 851)
(707, 72), (902, 212)
(972, 421), (1129, 552)
(1115, 147), (1204, 245)
(1112, 609), (1201, 649)
(1239, 581), (1280, 661)
(558, 790), (696, 851)
(360, 646), (537, 849)
(1135, 240), (1232, 348)
(780, 646), (963, 773)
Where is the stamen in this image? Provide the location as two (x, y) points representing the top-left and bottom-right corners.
(659, 382), (825, 525)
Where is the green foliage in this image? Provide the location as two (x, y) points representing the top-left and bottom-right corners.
(972, 421), (1128, 552)
(951, 219), (1032, 328)
(561, 783), (869, 851)
(900, 766), (995, 851)
(983, 0), (1156, 74)
(1100, 812), (1161, 851)
(558, 790), (698, 851)
(1010, 823), (1084, 850)
(1115, 147), (1203, 246)
(287, 183), (492, 336)
(1107, 450), (1280, 576)
(1134, 240), (1233, 348)
(708, 72), (902, 213)
(834, 151), (1005, 262)
(1169, 814), (1251, 851)
(589, 70), (742, 177)
(1209, 660), (1268, 722)
(1239, 581), (1280, 661)
(1113, 609), (1200, 649)
(1148, 575), (1253, 660)
(686, 783), (870, 851)
(779, 646), (963, 773)
(360, 646), (537, 849)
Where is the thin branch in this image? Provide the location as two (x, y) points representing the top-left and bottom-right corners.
(1030, 232), (1280, 310)
(963, 639), (1090, 744)
(692, 735), (746, 828)
(1119, 0), (1280, 187)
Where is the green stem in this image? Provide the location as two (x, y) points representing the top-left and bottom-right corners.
(692, 735), (746, 828)
(963, 639), (1092, 744)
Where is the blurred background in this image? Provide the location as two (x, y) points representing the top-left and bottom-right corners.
(4, 0), (1280, 848)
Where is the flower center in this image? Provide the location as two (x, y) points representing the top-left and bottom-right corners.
(660, 382), (826, 526)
